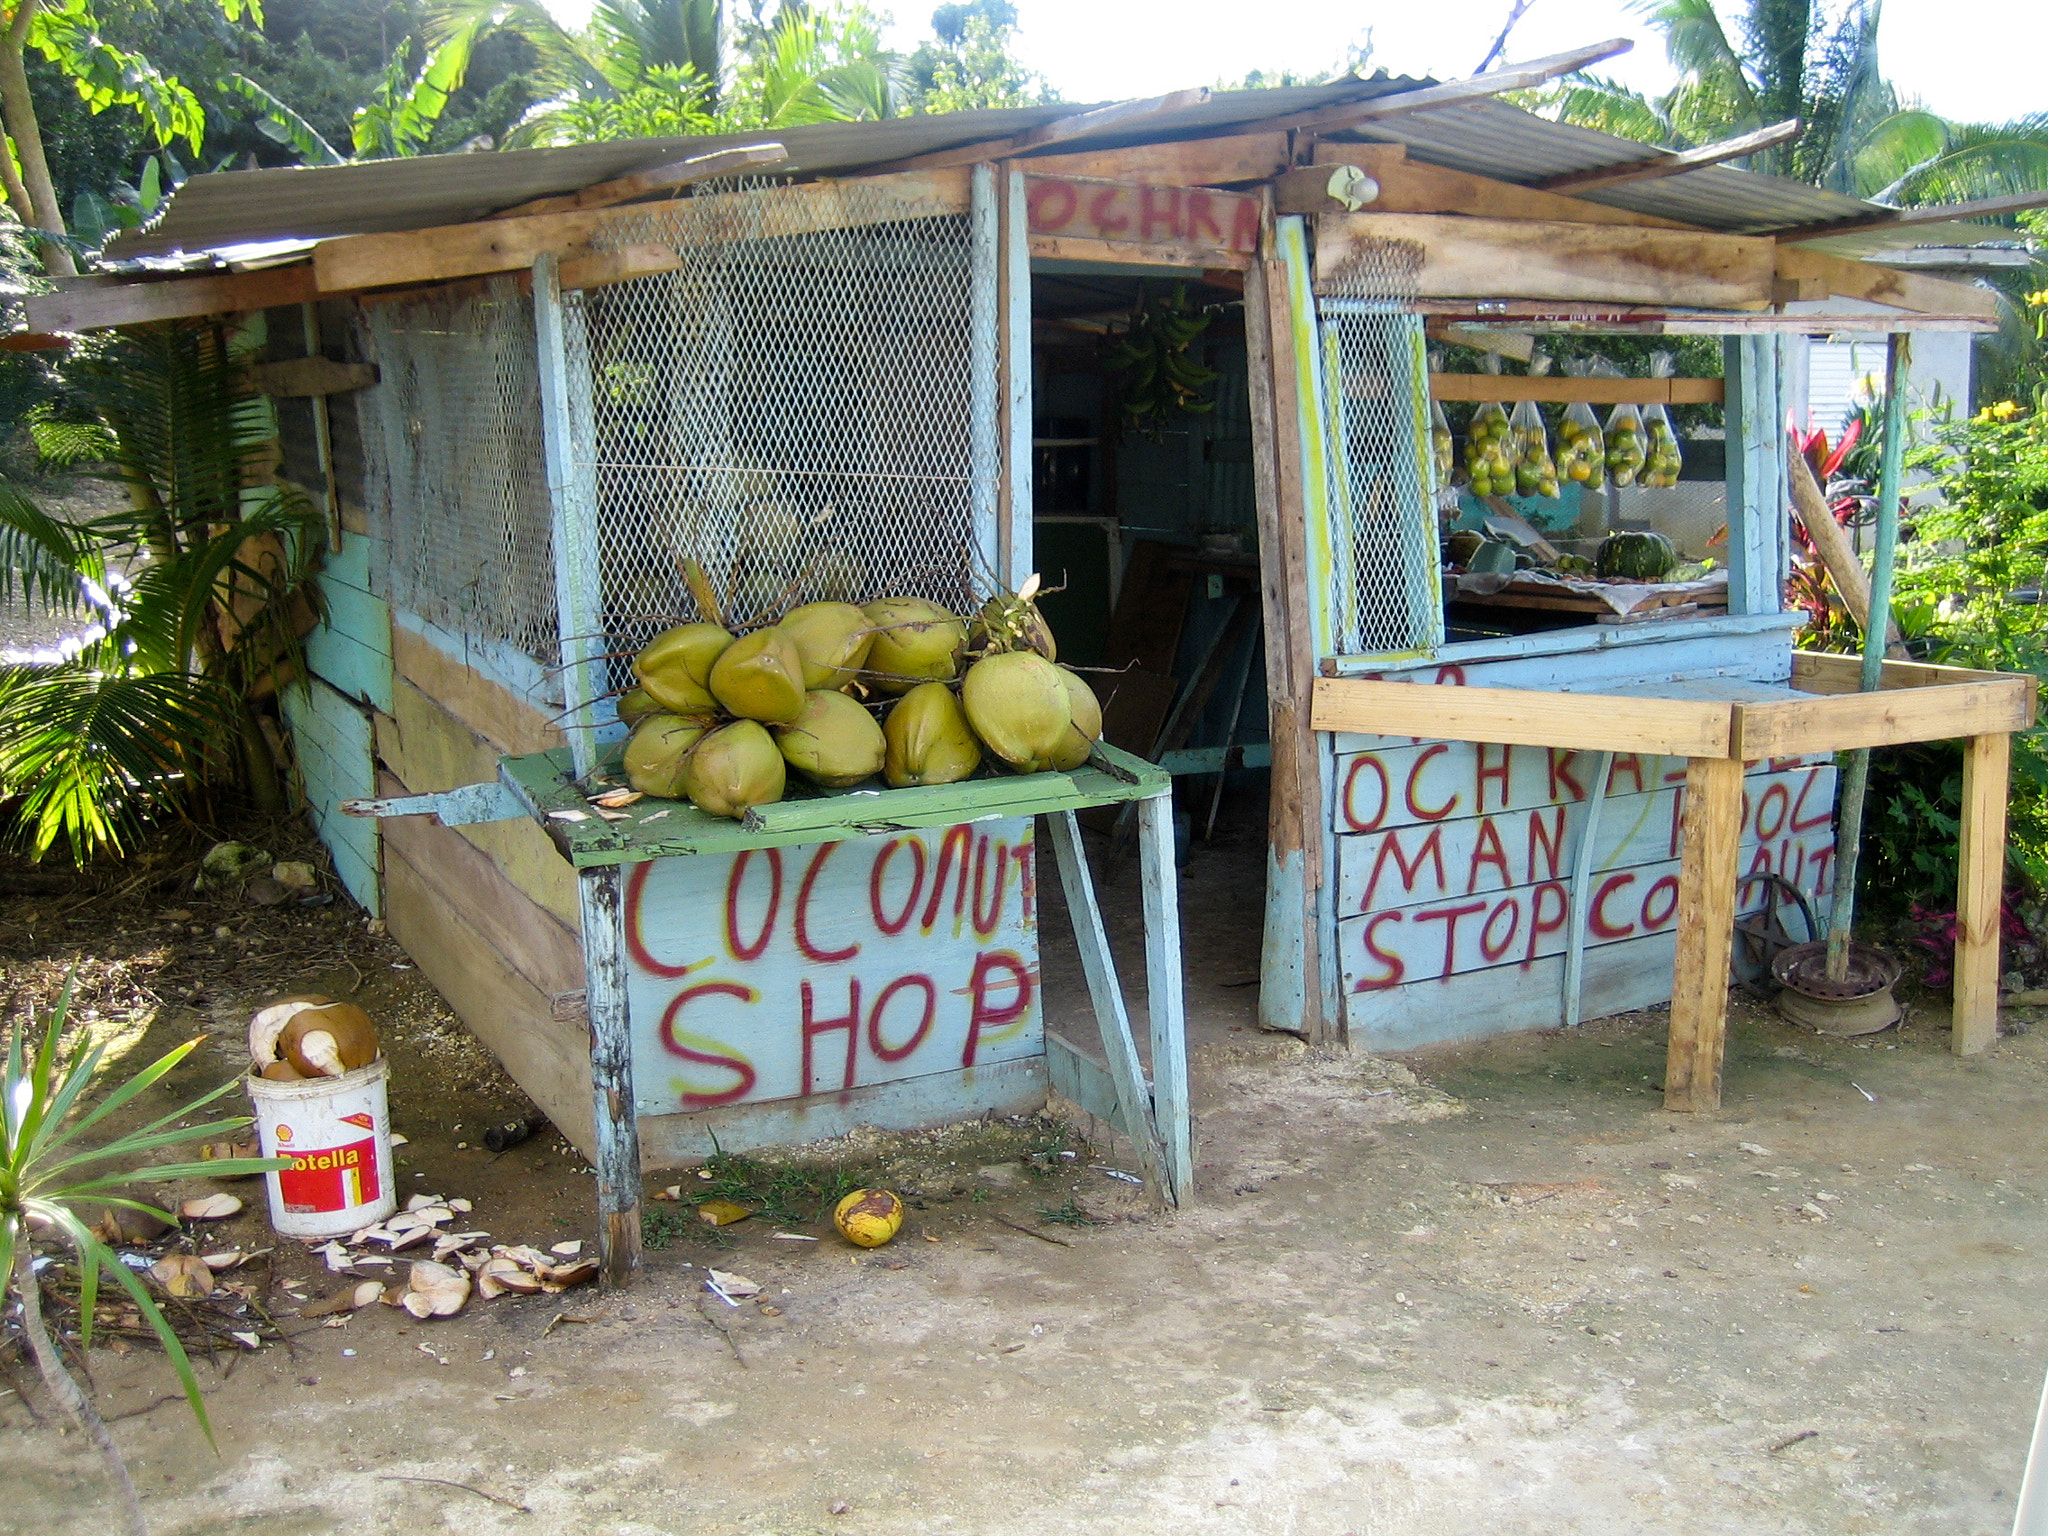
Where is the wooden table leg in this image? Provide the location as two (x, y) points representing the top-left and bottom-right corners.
(1954, 731), (2012, 1056)
(1044, 811), (1172, 1206)
(579, 866), (643, 1287)
(1136, 791), (1192, 1203)
(1665, 756), (1745, 1112)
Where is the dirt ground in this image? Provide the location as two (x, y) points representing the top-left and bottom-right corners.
(5, 814), (2047, 1536)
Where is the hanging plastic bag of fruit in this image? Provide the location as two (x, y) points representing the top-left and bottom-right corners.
(1508, 355), (1560, 498)
(1640, 352), (1686, 487)
(1555, 359), (1607, 491)
(1603, 362), (1647, 488)
(1462, 354), (1514, 499)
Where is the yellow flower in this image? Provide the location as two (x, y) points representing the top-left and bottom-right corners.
(1990, 400), (2022, 421)
(2028, 290), (2048, 307)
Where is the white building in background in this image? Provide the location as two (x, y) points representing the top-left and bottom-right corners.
(1789, 247), (2033, 442)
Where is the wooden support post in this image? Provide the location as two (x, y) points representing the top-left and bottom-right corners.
(1723, 334), (1786, 616)
(1044, 811), (1171, 1205)
(1136, 791), (1191, 1201)
(1243, 211), (1336, 1043)
(992, 161), (1033, 590)
(578, 865), (643, 1287)
(1954, 731), (2012, 1056)
(1664, 755), (1745, 1112)
(532, 254), (607, 776)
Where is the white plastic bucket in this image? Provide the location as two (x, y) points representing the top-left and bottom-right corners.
(246, 1058), (396, 1239)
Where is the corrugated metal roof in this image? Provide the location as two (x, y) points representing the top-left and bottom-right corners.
(1340, 98), (1876, 233)
(105, 74), (2017, 262)
(106, 79), (1417, 260)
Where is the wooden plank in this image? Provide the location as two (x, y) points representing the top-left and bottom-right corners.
(1767, 188), (2048, 245)
(377, 675), (581, 925)
(250, 355), (377, 398)
(1136, 792), (1191, 1203)
(488, 142), (787, 220)
(1311, 676), (1736, 756)
(638, 1056), (1046, 1165)
(1429, 372), (1724, 404)
(1535, 119), (1804, 194)
(1303, 145), (1698, 231)
(1774, 246), (2000, 322)
(578, 865), (642, 1287)
(1340, 830), (1832, 992)
(1045, 811), (1170, 1203)
(1663, 756), (1744, 1111)
(1787, 451), (1905, 651)
(281, 676), (382, 916)
(379, 772), (583, 1001)
(1347, 927), (1674, 1046)
(1789, 651), (2025, 695)
(390, 622), (564, 756)
(1026, 232), (1253, 271)
(1316, 212), (1775, 310)
(382, 821), (596, 1159)
(1017, 133), (1289, 187)
(532, 256), (606, 775)
(1723, 333), (1784, 617)
(995, 163), (1030, 589)
(1045, 1032), (1129, 1135)
(1954, 731), (2012, 1057)
(1246, 212), (1335, 1042)
(1404, 303), (1994, 334)
(1733, 674), (2035, 757)
(313, 169), (971, 294)
(556, 243), (679, 292)
(1024, 175), (1260, 269)
(25, 263), (316, 334)
(1336, 764), (1834, 913)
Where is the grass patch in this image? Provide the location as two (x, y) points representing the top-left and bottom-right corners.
(1036, 1198), (1103, 1228)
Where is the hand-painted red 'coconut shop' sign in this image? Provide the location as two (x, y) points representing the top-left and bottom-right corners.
(1023, 175), (1261, 261)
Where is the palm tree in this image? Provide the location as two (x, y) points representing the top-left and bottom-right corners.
(1551, 0), (2048, 204)
(0, 321), (322, 863)
(432, 0), (900, 147)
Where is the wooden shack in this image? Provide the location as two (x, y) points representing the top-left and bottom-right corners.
(34, 41), (2036, 1276)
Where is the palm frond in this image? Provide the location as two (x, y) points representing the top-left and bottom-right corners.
(226, 74), (346, 167)
(0, 485), (107, 616)
(0, 667), (240, 863)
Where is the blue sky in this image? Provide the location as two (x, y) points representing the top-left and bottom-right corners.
(544, 0), (2044, 127)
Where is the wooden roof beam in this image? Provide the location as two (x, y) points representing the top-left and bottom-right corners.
(1764, 187), (2048, 245)
(487, 142), (788, 220)
(1534, 119), (1803, 194)
(24, 262), (316, 334)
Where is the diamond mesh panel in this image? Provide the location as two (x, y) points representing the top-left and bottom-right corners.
(358, 279), (558, 671)
(581, 181), (991, 655)
(1316, 238), (1444, 656)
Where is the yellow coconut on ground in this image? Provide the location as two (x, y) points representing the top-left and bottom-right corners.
(832, 1188), (905, 1248)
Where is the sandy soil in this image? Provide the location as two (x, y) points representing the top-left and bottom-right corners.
(4, 820), (2046, 1536)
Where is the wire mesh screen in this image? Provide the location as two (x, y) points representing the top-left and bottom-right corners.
(1316, 238), (1444, 656)
(359, 279), (558, 672)
(580, 180), (992, 657)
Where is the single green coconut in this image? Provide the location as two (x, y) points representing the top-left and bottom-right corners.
(775, 689), (887, 788)
(862, 596), (966, 695)
(682, 719), (787, 819)
(633, 623), (733, 714)
(883, 682), (983, 788)
(961, 649), (1071, 775)
(708, 626), (808, 723)
(1049, 666), (1101, 772)
(779, 601), (876, 691)
(622, 714), (711, 799)
(615, 685), (662, 729)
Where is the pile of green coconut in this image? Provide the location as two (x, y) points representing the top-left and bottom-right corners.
(613, 576), (1103, 820)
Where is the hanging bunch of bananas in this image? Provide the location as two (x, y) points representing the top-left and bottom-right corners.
(1101, 283), (1218, 436)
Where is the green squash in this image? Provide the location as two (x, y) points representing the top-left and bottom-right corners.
(1595, 529), (1678, 582)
